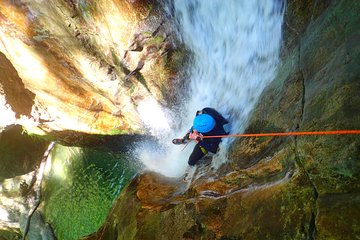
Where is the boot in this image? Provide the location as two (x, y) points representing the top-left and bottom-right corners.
(172, 138), (189, 145)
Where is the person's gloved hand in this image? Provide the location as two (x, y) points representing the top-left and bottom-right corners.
(189, 132), (203, 143)
(185, 132), (190, 140)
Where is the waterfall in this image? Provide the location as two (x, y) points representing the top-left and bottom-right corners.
(135, 0), (285, 177)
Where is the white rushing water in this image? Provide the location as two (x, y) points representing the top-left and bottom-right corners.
(135, 0), (285, 177)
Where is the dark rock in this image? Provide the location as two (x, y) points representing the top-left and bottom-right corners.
(0, 52), (35, 118)
(0, 228), (22, 240)
(0, 125), (48, 179)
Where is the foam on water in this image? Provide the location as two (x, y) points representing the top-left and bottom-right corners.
(135, 0), (285, 177)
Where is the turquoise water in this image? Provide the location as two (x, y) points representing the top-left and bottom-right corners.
(42, 144), (136, 240)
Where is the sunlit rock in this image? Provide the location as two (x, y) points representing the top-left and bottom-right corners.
(0, 0), (186, 136)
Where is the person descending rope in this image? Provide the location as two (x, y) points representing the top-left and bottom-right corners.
(172, 107), (229, 166)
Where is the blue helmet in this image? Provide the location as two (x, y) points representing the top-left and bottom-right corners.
(193, 114), (216, 133)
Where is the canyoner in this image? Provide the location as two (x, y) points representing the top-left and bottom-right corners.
(172, 107), (229, 180)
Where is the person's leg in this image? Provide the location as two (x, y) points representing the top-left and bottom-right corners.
(188, 144), (206, 166)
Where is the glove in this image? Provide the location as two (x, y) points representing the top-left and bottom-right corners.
(189, 132), (203, 143)
(184, 132), (190, 140)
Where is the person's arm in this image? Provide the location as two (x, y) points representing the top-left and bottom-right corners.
(188, 132), (214, 152)
(183, 127), (193, 140)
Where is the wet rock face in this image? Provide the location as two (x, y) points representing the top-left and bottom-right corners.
(282, 0), (332, 55)
(229, 0), (360, 238)
(84, 0), (360, 239)
(0, 0), (187, 136)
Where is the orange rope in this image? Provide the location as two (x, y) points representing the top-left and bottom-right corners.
(202, 130), (360, 139)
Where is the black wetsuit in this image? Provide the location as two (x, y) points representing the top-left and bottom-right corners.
(187, 108), (229, 166)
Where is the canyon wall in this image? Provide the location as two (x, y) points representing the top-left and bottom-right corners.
(84, 1), (360, 239)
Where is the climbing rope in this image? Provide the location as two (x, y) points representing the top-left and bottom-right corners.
(202, 130), (360, 139)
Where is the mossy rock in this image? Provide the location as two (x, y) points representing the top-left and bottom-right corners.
(0, 228), (22, 240)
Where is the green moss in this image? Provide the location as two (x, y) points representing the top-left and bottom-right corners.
(106, 128), (128, 135)
(167, 48), (189, 71)
(142, 32), (153, 38)
(137, 212), (163, 239)
(298, 135), (360, 193)
(280, 181), (313, 235)
(21, 126), (53, 142)
(146, 35), (164, 48)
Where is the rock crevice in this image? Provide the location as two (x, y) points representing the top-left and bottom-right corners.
(293, 135), (319, 240)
